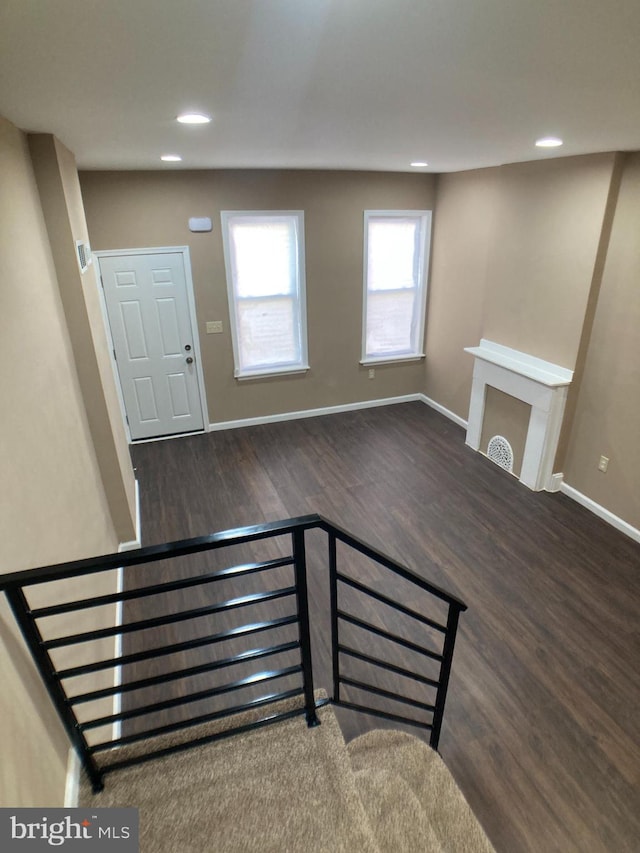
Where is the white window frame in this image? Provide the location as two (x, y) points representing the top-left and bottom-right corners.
(361, 210), (432, 365)
(221, 210), (309, 380)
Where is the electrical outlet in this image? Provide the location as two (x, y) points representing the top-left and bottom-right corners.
(368, 368), (375, 379)
(598, 455), (609, 473)
(206, 320), (223, 334)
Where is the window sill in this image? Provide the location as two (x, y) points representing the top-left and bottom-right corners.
(235, 365), (310, 381)
(360, 354), (425, 366)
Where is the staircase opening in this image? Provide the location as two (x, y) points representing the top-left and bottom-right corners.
(0, 515), (466, 793)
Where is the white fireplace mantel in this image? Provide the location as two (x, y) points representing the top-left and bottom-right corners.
(464, 340), (573, 491)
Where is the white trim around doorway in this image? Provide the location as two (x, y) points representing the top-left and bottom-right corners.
(94, 246), (210, 443)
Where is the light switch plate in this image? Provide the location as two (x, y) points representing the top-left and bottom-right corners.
(206, 320), (223, 334)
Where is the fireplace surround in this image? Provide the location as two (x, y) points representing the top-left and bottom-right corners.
(464, 340), (573, 491)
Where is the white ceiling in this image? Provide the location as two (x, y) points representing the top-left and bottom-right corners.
(1, 0), (639, 173)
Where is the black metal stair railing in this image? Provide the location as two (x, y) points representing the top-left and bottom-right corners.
(325, 520), (467, 750)
(0, 514), (466, 793)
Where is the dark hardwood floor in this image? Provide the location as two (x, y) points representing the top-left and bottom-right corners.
(122, 402), (639, 853)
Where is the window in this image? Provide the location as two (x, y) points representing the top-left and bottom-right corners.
(221, 211), (308, 378)
(362, 210), (431, 363)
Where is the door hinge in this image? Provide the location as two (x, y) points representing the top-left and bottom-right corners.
(100, 275), (104, 288)
(125, 414), (129, 425)
(113, 348), (117, 360)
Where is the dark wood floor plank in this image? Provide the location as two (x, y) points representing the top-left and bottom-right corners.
(124, 402), (640, 853)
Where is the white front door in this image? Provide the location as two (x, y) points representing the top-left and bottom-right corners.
(98, 250), (205, 440)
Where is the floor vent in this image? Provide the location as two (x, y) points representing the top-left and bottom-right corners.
(487, 435), (514, 473)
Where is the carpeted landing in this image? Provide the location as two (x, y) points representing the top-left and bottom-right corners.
(80, 700), (495, 852)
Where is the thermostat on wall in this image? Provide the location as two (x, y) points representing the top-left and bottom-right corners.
(189, 217), (212, 232)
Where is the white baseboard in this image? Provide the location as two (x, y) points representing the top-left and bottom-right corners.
(62, 482), (140, 799)
(547, 472), (564, 492)
(560, 483), (640, 544)
(209, 394), (424, 431)
(418, 394), (468, 429)
(110, 565), (124, 745)
(132, 428), (207, 445)
(118, 479), (141, 552)
(64, 748), (80, 806)
(112, 479), (140, 745)
(208, 392), (471, 433)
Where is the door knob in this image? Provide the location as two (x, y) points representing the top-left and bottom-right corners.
(186, 356), (193, 364)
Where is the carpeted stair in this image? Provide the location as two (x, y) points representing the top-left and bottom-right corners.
(81, 699), (495, 852)
(348, 729), (495, 853)
(351, 766), (446, 852)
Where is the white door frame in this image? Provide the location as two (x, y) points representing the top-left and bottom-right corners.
(94, 246), (210, 443)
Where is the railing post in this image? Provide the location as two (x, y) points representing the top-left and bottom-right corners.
(430, 603), (462, 751)
(291, 529), (320, 727)
(328, 531), (340, 703)
(5, 587), (105, 792)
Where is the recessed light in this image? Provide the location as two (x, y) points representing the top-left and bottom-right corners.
(161, 154), (182, 162)
(410, 161), (429, 167)
(535, 136), (563, 148)
(177, 113), (211, 125)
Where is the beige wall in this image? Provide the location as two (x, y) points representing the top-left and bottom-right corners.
(425, 169), (498, 417)
(28, 135), (136, 543)
(0, 597), (70, 806)
(427, 154), (616, 423)
(476, 155), (616, 482)
(0, 115), (121, 805)
(553, 153), (625, 473)
(562, 153), (640, 529)
(481, 154), (616, 368)
(80, 170), (435, 424)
